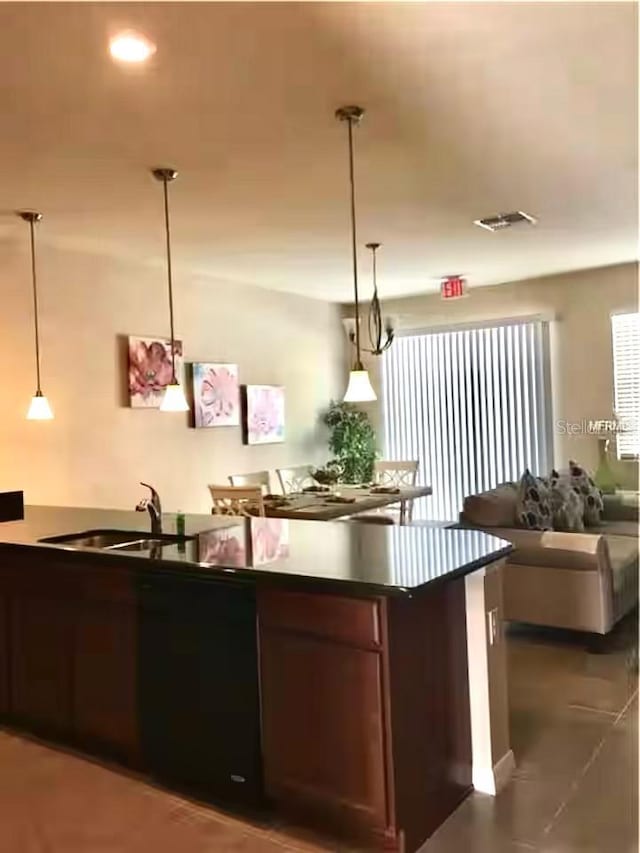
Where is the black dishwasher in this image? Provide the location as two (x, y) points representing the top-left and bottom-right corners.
(137, 572), (263, 808)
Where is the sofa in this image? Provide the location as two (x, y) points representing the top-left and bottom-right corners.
(457, 486), (638, 634)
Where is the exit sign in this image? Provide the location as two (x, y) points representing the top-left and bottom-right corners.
(441, 276), (467, 299)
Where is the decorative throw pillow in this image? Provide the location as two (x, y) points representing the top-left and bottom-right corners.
(566, 460), (604, 526)
(548, 472), (585, 532)
(516, 469), (553, 530)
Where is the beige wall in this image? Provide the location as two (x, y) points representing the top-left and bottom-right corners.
(346, 263), (638, 488)
(0, 241), (343, 512)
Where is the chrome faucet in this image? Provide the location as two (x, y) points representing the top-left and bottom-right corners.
(136, 482), (162, 536)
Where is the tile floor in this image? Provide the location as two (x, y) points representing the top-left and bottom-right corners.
(0, 611), (636, 853)
(425, 612), (638, 853)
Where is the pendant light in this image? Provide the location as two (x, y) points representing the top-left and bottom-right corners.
(335, 105), (377, 403)
(152, 167), (189, 412)
(17, 211), (54, 420)
(364, 242), (394, 355)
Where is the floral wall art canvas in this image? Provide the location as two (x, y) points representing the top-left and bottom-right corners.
(198, 524), (247, 567)
(192, 363), (240, 428)
(197, 519), (289, 568)
(251, 518), (290, 565)
(128, 336), (183, 408)
(243, 385), (285, 445)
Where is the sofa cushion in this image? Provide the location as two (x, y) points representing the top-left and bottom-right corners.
(590, 520), (639, 538)
(488, 527), (605, 571)
(516, 470), (552, 530)
(605, 535), (639, 593)
(603, 493), (639, 523)
(461, 482), (518, 527)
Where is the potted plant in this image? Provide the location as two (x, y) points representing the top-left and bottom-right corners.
(322, 400), (377, 484)
(311, 460), (342, 487)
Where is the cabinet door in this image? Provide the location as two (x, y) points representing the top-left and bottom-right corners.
(73, 593), (138, 764)
(260, 629), (388, 834)
(0, 580), (9, 716)
(10, 590), (74, 738)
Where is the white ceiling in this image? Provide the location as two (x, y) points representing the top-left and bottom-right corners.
(0, 2), (637, 302)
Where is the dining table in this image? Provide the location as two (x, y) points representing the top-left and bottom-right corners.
(262, 484), (433, 524)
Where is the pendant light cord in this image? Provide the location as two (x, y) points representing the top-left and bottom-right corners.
(371, 244), (377, 299)
(28, 218), (42, 394)
(346, 118), (363, 370)
(161, 177), (177, 383)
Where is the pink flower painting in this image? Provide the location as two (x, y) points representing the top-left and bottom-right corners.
(197, 519), (288, 569)
(251, 518), (290, 566)
(198, 525), (247, 567)
(128, 336), (183, 408)
(244, 385), (285, 445)
(192, 363), (240, 428)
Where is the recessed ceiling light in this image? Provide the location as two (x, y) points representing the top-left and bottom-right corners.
(109, 31), (156, 64)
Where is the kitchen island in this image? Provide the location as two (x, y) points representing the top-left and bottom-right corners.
(0, 506), (513, 853)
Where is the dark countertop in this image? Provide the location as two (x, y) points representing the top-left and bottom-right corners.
(0, 506), (512, 597)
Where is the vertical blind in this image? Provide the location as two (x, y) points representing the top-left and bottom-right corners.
(382, 320), (552, 521)
(611, 312), (640, 458)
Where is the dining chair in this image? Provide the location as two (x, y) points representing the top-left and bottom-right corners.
(374, 460), (419, 487)
(373, 459), (420, 524)
(276, 465), (315, 495)
(228, 470), (271, 492)
(209, 485), (265, 517)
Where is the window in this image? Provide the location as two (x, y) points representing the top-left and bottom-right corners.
(611, 312), (640, 458)
(382, 320), (552, 521)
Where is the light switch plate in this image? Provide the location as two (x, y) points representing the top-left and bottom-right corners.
(487, 608), (499, 646)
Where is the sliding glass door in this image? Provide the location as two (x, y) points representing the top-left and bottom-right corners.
(382, 320), (552, 521)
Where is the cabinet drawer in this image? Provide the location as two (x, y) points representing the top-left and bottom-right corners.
(258, 589), (381, 648)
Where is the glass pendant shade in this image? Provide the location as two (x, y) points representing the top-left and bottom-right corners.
(160, 383), (189, 412)
(27, 392), (54, 420)
(343, 369), (377, 403)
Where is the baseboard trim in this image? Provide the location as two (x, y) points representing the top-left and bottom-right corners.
(472, 749), (515, 796)
(493, 749), (516, 793)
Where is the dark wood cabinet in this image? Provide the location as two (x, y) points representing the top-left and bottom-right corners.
(0, 550), (261, 801)
(258, 582), (473, 853)
(260, 628), (388, 835)
(72, 569), (139, 764)
(0, 552), (139, 761)
(0, 576), (9, 716)
(259, 588), (392, 846)
(9, 567), (75, 739)
(0, 538), (481, 853)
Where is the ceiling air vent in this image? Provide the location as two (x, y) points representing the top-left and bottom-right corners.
(473, 211), (537, 232)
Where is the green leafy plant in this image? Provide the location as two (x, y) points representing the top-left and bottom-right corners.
(311, 460), (342, 486)
(322, 400), (377, 484)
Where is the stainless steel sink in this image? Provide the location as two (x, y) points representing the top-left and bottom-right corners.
(40, 529), (192, 551)
(114, 538), (184, 552)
